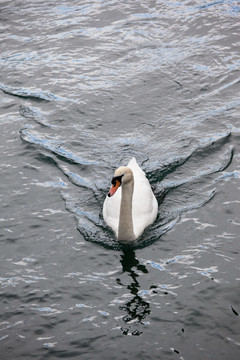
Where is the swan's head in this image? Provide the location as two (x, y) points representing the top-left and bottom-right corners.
(108, 166), (133, 197)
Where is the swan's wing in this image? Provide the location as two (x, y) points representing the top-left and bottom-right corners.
(103, 187), (121, 236)
(132, 178), (158, 238)
(128, 158), (158, 238)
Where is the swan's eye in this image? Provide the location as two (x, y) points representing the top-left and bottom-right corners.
(111, 175), (123, 186)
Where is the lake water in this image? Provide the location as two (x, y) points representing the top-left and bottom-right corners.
(1, 1), (240, 359)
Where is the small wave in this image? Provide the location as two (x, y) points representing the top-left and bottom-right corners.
(0, 83), (73, 102)
(20, 128), (99, 166)
(19, 104), (52, 127)
(0, 83), (56, 102)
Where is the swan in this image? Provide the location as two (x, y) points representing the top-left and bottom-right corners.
(103, 157), (158, 243)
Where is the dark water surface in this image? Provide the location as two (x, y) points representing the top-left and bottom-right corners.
(1, 1), (240, 359)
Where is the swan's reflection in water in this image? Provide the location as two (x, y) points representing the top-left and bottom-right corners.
(117, 249), (150, 335)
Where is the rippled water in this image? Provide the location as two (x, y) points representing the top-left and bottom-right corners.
(1, 1), (240, 359)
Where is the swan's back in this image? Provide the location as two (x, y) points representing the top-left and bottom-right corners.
(103, 158), (158, 240)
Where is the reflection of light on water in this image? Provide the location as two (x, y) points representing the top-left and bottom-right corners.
(31, 306), (62, 315)
(142, 253), (196, 272)
(146, 260), (165, 270)
(181, 217), (216, 230)
(226, 337), (240, 346)
(191, 266), (218, 278)
(75, 303), (92, 308)
(216, 170), (240, 182)
(98, 310), (109, 317)
(43, 342), (57, 349)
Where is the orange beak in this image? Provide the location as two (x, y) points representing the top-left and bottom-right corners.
(108, 179), (121, 197)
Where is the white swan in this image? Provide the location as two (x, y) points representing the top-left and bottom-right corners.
(103, 157), (158, 243)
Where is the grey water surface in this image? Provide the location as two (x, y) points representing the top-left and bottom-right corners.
(1, 1), (240, 359)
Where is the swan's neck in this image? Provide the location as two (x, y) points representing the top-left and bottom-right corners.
(118, 180), (135, 242)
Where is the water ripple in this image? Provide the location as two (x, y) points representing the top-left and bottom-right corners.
(1, 1), (240, 357)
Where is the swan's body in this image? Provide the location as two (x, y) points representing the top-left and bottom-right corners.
(103, 157), (158, 243)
